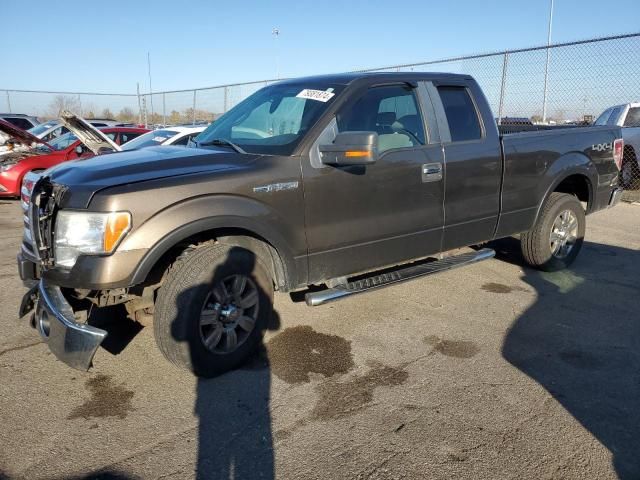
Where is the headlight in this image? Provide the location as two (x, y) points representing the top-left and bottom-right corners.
(54, 211), (131, 268)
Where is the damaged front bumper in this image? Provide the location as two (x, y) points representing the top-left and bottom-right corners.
(27, 280), (107, 371)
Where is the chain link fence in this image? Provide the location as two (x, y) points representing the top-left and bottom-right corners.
(2, 32), (640, 200)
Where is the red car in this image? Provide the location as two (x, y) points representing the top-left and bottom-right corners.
(0, 118), (148, 197)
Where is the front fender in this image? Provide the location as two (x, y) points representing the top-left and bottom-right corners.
(121, 194), (306, 289)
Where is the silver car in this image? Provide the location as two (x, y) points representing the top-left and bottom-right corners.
(595, 103), (640, 188)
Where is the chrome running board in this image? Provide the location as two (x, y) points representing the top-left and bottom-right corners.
(305, 248), (495, 307)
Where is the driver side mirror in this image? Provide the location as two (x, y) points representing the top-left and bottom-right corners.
(75, 145), (84, 156)
(320, 131), (378, 166)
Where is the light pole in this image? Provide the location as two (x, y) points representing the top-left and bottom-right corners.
(542, 0), (554, 124)
(147, 52), (155, 124)
(272, 28), (280, 79)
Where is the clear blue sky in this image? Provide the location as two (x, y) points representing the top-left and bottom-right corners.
(1, 0), (639, 94)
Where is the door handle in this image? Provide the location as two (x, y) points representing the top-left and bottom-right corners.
(422, 162), (443, 182)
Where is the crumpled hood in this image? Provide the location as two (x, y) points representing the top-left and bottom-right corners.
(45, 145), (259, 208)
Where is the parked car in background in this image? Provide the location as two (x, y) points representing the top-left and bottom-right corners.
(121, 125), (206, 151)
(28, 118), (131, 143)
(595, 103), (640, 188)
(0, 113), (40, 130)
(0, 114), (148, 197)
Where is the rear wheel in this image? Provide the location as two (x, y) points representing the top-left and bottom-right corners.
(154, 243), (274, 377)
(520, 192), (585, 271)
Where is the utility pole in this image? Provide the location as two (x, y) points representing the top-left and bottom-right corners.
(136, 82), (143, 126)
(147, 52), (155, 125)
(541, 0), (554, 124)
(272, 28), (280, 79)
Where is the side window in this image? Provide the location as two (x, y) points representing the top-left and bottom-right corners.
(437, 86), (482, 142)
(172, 134), (191, 146)
(624, 107), (640, 127)
(45, 126), (67, 141)
(337, 85), (425, 153)
(118, 132), (141, 145)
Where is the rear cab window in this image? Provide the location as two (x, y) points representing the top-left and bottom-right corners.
(623, 107), (640, 127)
(437, 86), (483, 142)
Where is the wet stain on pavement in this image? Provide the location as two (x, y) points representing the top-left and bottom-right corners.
(481, 282), (526, 294)
(424, 335), (480, 359)
(558, 349), (604, 370)
(67, 375), (134, 420)
(266, 325), (355, 383)
(311, 364), (409, 420)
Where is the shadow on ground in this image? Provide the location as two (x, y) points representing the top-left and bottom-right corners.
(493, 237), (640, 479)
(171, 247), (280, 480)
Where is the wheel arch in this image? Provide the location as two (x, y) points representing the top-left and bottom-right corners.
(128, 217), (299, 292)
(533, 153), (597, 225)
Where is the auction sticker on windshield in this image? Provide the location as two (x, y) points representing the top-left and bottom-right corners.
(296, 89), (335, 102)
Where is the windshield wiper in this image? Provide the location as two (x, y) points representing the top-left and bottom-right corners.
(197, 138), (246, 154)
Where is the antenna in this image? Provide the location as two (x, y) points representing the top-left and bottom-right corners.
(272, 28), (280, 79)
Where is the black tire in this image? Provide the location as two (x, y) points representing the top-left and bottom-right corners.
(520, 192), (585, 272)
(154, 243), (274, 377)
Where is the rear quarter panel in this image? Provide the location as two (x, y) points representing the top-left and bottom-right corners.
(496, 126), (621, 237)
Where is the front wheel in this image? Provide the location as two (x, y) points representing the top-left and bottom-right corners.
(520, 192), (586, 272)
(154, 243), (274, 377)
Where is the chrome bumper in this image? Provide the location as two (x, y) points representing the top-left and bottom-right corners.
(34, 280), (107, 371)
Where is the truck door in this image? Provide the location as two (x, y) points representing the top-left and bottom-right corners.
(302, 83), (445, 283)
(427, 80), (502, 250)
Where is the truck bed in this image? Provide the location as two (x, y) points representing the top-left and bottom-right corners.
(496, 125), (622, 238)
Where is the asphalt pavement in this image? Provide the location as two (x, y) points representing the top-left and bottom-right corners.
(0, 199), (639, 480)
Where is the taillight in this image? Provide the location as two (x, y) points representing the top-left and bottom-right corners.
(613, 138), (624, 170)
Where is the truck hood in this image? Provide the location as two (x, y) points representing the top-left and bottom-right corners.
(45, 145), (260, 208)
(59, 111), (121, 155)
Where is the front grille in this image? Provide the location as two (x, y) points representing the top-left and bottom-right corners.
(21, 172), (64, 267)
(31, 179), (58, 267)
(21, 173), (39, 260)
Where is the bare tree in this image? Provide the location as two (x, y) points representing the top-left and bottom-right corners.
(117, 107), (135, 122)
(101, 108), (115, 119)
(48, 95), (80, 117)
(169, 110), (181, 124)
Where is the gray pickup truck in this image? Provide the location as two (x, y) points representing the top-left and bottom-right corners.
(18, 72), (624, 377)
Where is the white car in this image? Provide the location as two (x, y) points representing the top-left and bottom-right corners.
(27, 118), (129, 143)
(595, 103), (640, 189)
(121, 126), (206, 151)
